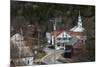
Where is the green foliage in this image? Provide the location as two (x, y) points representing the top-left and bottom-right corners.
(11, 1), (95, 18)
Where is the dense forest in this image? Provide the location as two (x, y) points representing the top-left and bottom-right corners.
(11, 1), (95, 35)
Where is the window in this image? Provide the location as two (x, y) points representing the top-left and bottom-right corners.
(69, 37), (72, 40)
(57, 38), (61, 40)
(27, 60), (29, 64)
(62, 43), (65, 46)
(63, 38), (67, 40)
(57, 43), (60, 47)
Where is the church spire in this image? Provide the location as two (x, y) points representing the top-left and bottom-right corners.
(77, 10), (82, 27)
(69, 10), (85, 32)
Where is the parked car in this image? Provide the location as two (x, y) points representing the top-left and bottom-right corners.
(48, 45), (55, 49)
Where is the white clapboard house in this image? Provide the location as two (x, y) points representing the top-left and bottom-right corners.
(11, 33), (34, 66)
(51, 30), (72, 50)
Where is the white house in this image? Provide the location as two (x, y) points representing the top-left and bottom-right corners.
(12, 46), (34, 66)
(11, 33), (34, 66)
(50, 30), (72, 50)
(18, 47), (34, 66)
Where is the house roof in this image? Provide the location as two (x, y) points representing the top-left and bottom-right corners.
(70, 26), (84, 32)
(51, 30), (72, 38)
(11, 33), (24, 45)
(69, 31), (82, 35)
(51, 31), (63, 37)
(11, 33), (24, 41)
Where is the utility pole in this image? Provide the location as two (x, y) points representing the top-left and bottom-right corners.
(37, 26), (41, 50)
(38, 30), (40, 49)
(53, 18), (57, 64)
(19, 27), (23, 65)
(50, 18), (57, 64)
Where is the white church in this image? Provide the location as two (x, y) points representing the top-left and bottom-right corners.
(70, 11), (84, 32)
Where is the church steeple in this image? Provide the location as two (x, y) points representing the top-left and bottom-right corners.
(69, 10), (84, 32)
(77, 11), (82, 27)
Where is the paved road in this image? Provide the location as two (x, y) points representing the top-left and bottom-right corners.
(41, 47), (64, 64)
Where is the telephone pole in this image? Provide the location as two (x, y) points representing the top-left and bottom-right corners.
(53, 18), (57, 64)
(50, 18), (57, 64)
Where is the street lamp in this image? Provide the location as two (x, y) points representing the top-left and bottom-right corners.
(34, 50), (37, 60)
